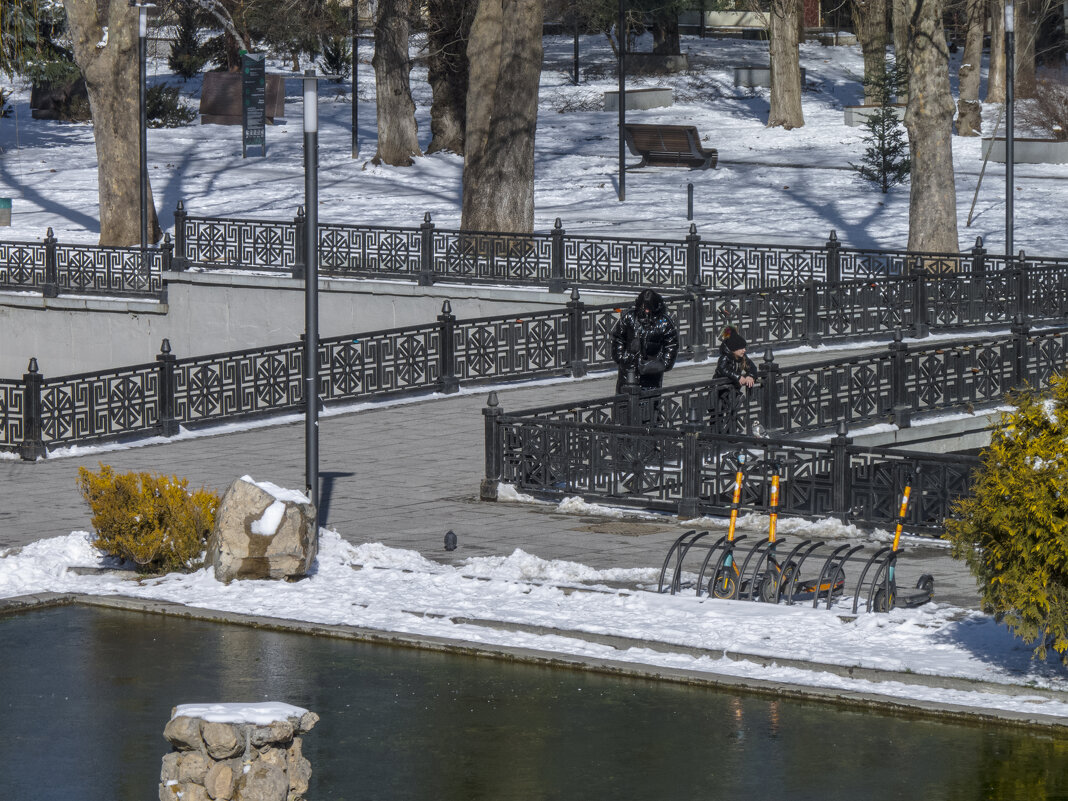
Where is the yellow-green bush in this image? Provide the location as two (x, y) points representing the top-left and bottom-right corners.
(944, 373), (1068, 665)
(77, 464), (219, 574)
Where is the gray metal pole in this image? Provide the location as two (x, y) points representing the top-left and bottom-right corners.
(303, 70), (320, 515)
(618, 0), (625, 202)
(573, 13), (580, 84)
(1005, 2), (1015, 260)
(137, 3), (148, 252)
(351, 7), (358, 158)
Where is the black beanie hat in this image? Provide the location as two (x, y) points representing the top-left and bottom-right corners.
(721, 326), (747, 351)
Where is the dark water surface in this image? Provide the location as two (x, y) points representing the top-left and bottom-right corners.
(2, 606), (1068, 801)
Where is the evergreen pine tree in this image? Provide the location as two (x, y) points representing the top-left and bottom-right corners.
(168, 3), (208, 80)
(318, 35), (352, 82)
(850, 59), (911, 193)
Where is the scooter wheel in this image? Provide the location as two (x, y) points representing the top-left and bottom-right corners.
(916, 574), (934, 595)
(872, 588), (893, 613)
(758, 572), (778, 603)
(710, 571), (737, 600)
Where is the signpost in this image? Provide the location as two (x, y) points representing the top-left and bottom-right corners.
(242, 51), (266, 158)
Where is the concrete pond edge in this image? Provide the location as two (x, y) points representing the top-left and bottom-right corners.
(4, 591), (1068, 733)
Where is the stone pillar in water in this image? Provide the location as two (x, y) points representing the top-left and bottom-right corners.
(160, 703), (318, 801)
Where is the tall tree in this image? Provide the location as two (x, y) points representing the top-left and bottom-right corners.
(987, 0), (1006, 102)
(904, 0), (959, 253)
(425, 0), (477, 154)
(461, 0), (543, 232)
(65, 0), (161, 246)
(852, 0), (889, 104)
(1014, 0), (1037, 97)
(956, 0), (985, 134)
(891, 0), (910, 102)
(372, 0), (421, 165)
(768, 0), (804, 128)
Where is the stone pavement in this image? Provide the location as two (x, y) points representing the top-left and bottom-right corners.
(0, 353), (984, 609)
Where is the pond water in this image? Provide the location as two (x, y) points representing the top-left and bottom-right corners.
(2, 606), (1068, 801)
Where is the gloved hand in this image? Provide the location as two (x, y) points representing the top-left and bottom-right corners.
(638, 359), (665, 376)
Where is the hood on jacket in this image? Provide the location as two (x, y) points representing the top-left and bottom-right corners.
(634, 289), (666, 322)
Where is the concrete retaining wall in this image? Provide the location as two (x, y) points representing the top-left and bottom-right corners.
(980, 137), (1068, 164)
(603, 87), (674, 112)
(734, 65), (807, 88)
(0, 273), (630, 377)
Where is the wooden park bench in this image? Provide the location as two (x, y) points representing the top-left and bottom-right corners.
(623, 123), (718, 170)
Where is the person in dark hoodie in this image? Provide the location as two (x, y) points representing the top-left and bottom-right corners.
(712, 325), (759, 432)
(610, 289), (679, 395)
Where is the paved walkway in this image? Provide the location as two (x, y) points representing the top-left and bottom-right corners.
(0, 352), (983, 609)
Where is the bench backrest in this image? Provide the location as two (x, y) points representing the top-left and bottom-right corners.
(624, 124), (702, 155)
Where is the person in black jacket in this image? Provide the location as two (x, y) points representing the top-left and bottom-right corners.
(610, 289), (679, 395)
(712, 326), (758, 432)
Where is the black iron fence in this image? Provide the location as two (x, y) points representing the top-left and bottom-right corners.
(171, 202), (1068, 292)
(481, 404), (978, 532)
(0, 229), (168, 299)
(480, 322), (1068, 531)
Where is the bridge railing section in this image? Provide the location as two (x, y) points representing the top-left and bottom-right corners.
(0, 231), (168, 300)
(483, 408), (979, 533)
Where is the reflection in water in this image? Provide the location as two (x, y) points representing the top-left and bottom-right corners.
(1, 607), (1068, 801)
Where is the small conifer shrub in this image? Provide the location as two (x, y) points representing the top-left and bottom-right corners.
(168, 3), (208, 79)
(318, 35), (352, 82)
(944, 374), (1068, 665)
(77, 464), (219, 574)
(850, 59), (910, 193)
(146, 84), (197, 128)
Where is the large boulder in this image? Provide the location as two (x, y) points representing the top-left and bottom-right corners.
(207, 476), (317, 583)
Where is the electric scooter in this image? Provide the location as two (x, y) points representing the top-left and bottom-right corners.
(871, 484), (935, 611)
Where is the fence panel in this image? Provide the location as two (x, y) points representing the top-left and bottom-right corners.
(848, 449), (978, 531)
(903, 340), (1014, 415)
(320, 326), (441, 400)
(697, 242), (827, 288)
(434, 230), (553, 284)
(0, 241), (46, 290)
(563, 235), (688, 289)
(54, 244), (162, 296)
(0, 379), (24, 450)
(775, 355), (895, 432)
(183, 216), (295, 271)
(453, 309), (570, 381)
(321, 223), (422, 277)
(173, 344), (303, 424)
(39, 364), (160, 445)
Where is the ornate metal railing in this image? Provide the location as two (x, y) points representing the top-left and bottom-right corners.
(0, 230), (168, 299)
(482, 406), (979, 532)
(172, 202), (1068, 294)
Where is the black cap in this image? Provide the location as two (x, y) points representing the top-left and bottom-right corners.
(721, 326), (747, 351)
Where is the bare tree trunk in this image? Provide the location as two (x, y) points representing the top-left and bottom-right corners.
(892, 0), (911, 101)
(905, 0), (959, 254)
(651, 10), (681, 55)
(1015, 0), (1037, 97)
(65, 0), (161, 246)
(426, 0), (476, 154)
(987, 0), (1006, 101)
(852, 0), (889, 104)
(461, 0), (543, 232)
(373, 0), (422, 166)
(768, 0), (804, 129)
(956, 0), (985, 134)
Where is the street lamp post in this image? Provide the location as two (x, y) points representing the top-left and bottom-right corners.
(1005, 0), (1015, 260)
(617, 0), (625, 202)
(130, 1), (154, 253)
(351, 7), (358, 158)
(303, 69), (321, 517)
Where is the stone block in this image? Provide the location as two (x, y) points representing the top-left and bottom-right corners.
(843, 104), (906, 127)
(603, 87), (674, 112)
(179, 751), (212, 784)
(164, 716), (205, 751)
(207, 477), (317, 583)
(204, 761), (237, 801)
(233, 760), (288, 801)
(733, 65), (807, 88)
(203, 722), (244, 760)
(980, 137), (1068, 164)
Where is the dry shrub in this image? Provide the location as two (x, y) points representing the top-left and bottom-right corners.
(1019, 72), (1068, 141)
(77, 464), (219, 574)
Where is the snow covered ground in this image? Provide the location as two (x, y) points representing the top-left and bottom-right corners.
(2, 33), (1067, 719)
(4, 525), (1068, 722)
(1, 33), (1066, 255)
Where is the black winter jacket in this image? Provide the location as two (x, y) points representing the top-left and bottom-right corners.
(713, 342), (758, 388)
(611, 291), (679, 392)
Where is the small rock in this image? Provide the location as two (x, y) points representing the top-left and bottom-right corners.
(297, 712), (319, 734)
(286, 738), (312, 796)
(249, 720), (295, 747)
(204, 761), (236, 800)
(164, 716), (204, 752)
(233, 760), (288, 801)
(160, 752), (180, 784)
(178, 751), (212, 784)
(203, 722), (243, 760)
